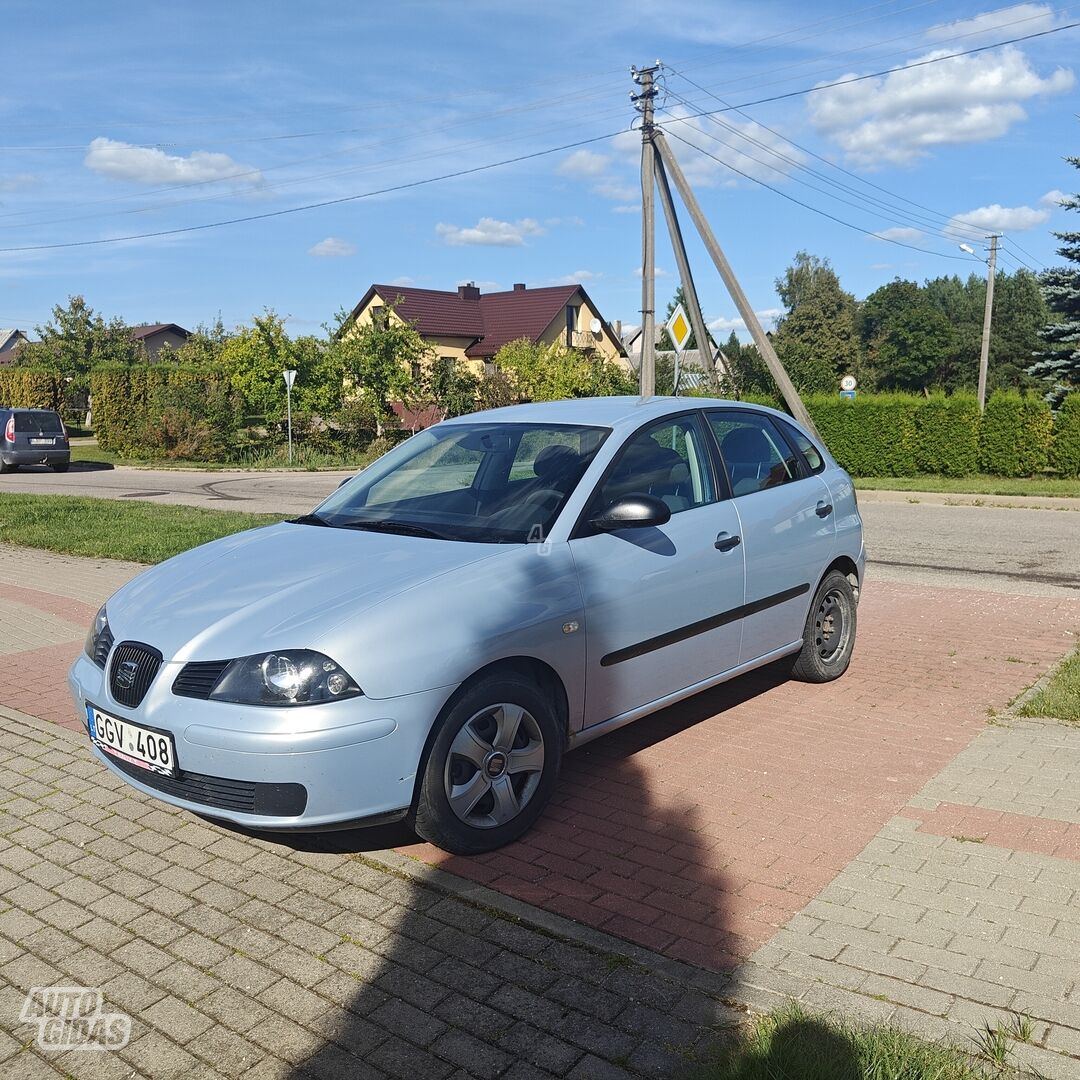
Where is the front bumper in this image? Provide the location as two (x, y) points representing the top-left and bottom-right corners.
(69, 651), (455, 830)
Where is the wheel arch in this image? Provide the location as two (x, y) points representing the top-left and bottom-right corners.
(409, 655), (571, 812)
(820, 554), (860, 603)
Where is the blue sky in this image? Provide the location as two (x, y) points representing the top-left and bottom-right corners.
(1, 1), (1077, 341)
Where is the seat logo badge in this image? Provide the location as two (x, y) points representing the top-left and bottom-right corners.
(115, 660), (139, 690)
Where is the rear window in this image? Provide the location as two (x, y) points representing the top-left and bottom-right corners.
(14, 411), (64, 434)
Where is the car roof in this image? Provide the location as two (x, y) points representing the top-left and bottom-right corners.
(0, 406), (61, 412)
(439, 395), (785, 433)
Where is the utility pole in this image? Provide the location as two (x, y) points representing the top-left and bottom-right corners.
(653, 152), (717, 386)
(633, 65), (658, 398)
(652, 130), (820, 438)
(976, 234), (999, 412)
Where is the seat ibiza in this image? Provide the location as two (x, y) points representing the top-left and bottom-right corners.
(69, 397), (864, 854)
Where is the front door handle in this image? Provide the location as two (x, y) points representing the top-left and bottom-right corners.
(816, 502), (833, 518)
(715, 532), (741, 552)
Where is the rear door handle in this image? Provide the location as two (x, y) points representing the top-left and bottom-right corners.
(714, 533), (741, 552)
(816, 502), (833, 518)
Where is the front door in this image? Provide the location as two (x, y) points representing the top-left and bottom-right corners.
(705, 409), (836, 664)
(569, 413), (746, 727)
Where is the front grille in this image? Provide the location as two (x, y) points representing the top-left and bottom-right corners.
(92, 623), (114, 669)
(172, 660), (230, 699)
(109, 641), (163, 709)
(106, 754), (307, 816)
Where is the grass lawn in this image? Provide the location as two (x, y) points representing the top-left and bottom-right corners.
(70, 443), (375, 471)
(0, 493), (285, 563)
(690, 1004), (1030, 1079)
(854, 475), (1080, 498)
(1018, 647), (1080, 723)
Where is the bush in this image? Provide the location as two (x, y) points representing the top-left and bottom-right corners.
(91, 365), (242, 459)
(978, 391), (1053, 477)
(0, 368), (64, 410)
(915, 393), (979, 476)
(1051, 393), (1080, 478)
(805, 393), (920, 476)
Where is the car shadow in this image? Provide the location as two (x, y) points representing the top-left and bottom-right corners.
(202, 660), (809, 1076)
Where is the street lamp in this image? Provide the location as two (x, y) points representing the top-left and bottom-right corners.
(958, 243), (976, 255)
(283, 369), (297, 464)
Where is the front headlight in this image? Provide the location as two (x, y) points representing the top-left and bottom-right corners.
(85, 604), (111, 667)
(209, 650), (362, 706)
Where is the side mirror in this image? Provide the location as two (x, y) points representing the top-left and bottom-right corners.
(590, 493), (671, 532)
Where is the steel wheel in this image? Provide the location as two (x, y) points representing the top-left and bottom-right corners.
(443, 703), (545, 830)
(814, 588), (849, 663)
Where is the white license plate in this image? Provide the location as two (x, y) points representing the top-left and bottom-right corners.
(87, 704), (176, 776)
(30, 438), (53, 446)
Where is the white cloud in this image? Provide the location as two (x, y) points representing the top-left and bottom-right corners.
(634, 266), (671, 278)
(557, 150), (610, 179)
(388, 275), (415, 286)
(926, 4), (1064, 43)
(611, 204), (640, 214)
(456, 279), (499, 290)
(549, 270), (601, 285)
(945, 202), (1050, 235)
(1041, 189), (1068, 207)
(0, 173), (36, 192)
(84, 137), (261, 185)
(871, 227), (924, 243)
(708, 309), (782, 333)
(307, 237), (356, 257)
(592, 178), (639, 202)
(435, 217), (544, 247)
(809, 45), (1074, 166)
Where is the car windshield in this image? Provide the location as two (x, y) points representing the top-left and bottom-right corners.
(14, 410), (64, 434)
(307, 421), (610, 543)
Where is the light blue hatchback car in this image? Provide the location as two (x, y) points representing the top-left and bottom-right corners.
(69, 397), (864, 853)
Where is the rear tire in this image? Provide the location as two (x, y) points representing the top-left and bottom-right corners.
(413, 673), (562, 855)
(0, 460), (17, 474)
(51, 461), (70, 473)
(790, 570), (857, 683)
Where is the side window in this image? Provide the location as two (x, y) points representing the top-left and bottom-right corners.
(778, 419), (825, 473)
(592, 415), (714, 516)
(708, 411), (801, 497)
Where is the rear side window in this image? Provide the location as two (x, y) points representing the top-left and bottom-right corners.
(707, 411), (801, 497)
(778, 419), (825, 473)
(14, 411), (64, 434)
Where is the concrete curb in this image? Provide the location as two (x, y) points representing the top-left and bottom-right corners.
(856, 489), (1080, 512)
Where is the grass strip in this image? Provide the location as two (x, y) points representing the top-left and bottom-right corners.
(1018, 647), (1080, 723)
(689, 1003), (1022, 1079)
(854, 475), (1080, 498)
(0, 492), (285, 564)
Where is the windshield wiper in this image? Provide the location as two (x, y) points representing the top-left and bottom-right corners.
(338, 518), (451, 540)
(290, 512), (333, 527)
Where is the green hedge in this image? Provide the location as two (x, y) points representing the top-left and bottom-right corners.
(0, 368), (64, 410)
(914, 393), (980, 477)
(91, 365), (242, 460)
(1051, 393), (1080, 478)
(804, 394), (920, 476)
(978, 392), (1053, 478)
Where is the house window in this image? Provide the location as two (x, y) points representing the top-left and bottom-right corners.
(371, 305), (386, 328)
(439, 356), (456, 368)
(565, 306), (578, 341)
(410, 362), (422, 381)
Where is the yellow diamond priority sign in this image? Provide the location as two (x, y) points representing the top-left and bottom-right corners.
(665, 303), (693, 353)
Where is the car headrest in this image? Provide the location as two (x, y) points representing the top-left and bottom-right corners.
(533, 443), (584, 482)
(720, 425), (772, 463)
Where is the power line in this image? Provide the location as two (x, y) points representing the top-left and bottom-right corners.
(0, 132), (622, 253)
(1002, 235), (1047, 271)
(671, 21), (1080, 123)
(661, 126), (974, 262)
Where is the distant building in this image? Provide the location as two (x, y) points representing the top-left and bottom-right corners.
(349, 282), (629, 376)
(131, 323), (191, 361)
(0, 329), (30, 366)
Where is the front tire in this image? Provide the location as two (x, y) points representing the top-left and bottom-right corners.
(413, 674), (562, 854)
(790, 570), (857, 683)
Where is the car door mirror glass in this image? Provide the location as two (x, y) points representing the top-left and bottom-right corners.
(590, 493), (671, 531)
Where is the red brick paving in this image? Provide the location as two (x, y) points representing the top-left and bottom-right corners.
(401, 582), (1080, 971)
(6, 563), (1079, 974)
(902, 801), (1080, 862)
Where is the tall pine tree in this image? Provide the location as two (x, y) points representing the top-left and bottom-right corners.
(1029, 161), (1080, 403)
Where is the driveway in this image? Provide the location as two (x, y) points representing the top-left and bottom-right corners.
(2, 541), (1080, 1075)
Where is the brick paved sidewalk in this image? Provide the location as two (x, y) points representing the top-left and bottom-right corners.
(2, 708), (745, 1080)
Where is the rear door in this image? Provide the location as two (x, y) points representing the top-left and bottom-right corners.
(704, 409), (836, 665)
(14, 410), (66, 454)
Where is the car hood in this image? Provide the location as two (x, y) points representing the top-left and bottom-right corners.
(104, 521), (508, 662)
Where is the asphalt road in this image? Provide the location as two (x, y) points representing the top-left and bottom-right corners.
(2, 463), (1078, 595)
